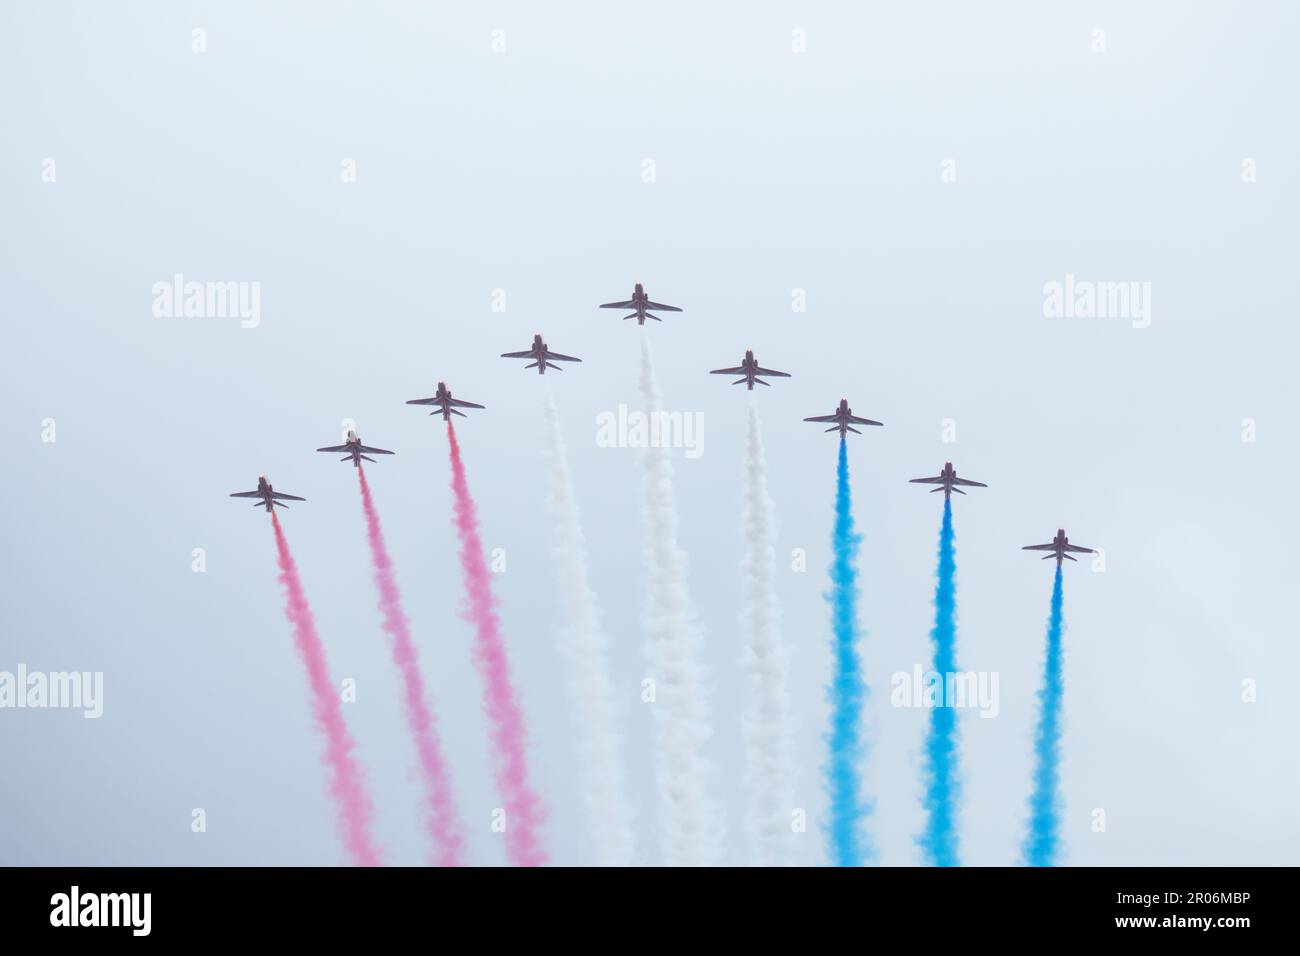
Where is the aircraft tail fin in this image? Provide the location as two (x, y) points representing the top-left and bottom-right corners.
(544, 361), (561, 370)
(361, 455), (376, 463)
(846, 425), (862, 434)
(622, 312), (638, 321)
(648, 313), (662, 322)
(825, 426), (839, 432)
(755, 377), (770, 386)
(450, 408), (466, 417)
(732, 377), (748, 385)
(1063, 553), (1077, 561)
(525, 361), (540, 369)
(1042, 553), (1057, 560)
(931, 486), (944, 492)
(953, 486), (966, 495)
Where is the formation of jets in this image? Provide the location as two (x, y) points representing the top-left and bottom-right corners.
(231, 281), (1094, 569)
(501, 334), (582, 374)
(710, 350), (791, 390)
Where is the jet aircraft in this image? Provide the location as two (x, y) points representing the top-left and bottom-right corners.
(229, 475), (306, 512)
(598, 282), (682, 325)
(405, 381), (486, 421)
(709, 350), (791, 390)
(501, 334), (582, 374)
(803, 399), (883, 436)
(909, 462), (987, 499)
(1022, 529), (1095, 565)
(316, 429), (395, 467)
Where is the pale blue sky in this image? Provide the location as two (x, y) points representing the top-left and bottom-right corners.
(2, 2), (1297, 865)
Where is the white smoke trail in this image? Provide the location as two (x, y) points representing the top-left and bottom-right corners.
(740, 399), (796, 865)
(637, 330), (721, 866)
(541, 387), (637, 866)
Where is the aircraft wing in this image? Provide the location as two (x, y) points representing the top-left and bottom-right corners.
(754, 367), (791, 377)
(229, 490), (262, 498)
(710, 366), (747, 375)
(1022, 543), (1057, 551)
(804, 415), (838, 423)
(1064, 543), (1094, 553)
(271, 491), (306, 501)
(357, 445), (394, 456)
(599, 299), (636, 309)
(952, 477), (987, 487)
(316, 444), (350, 453)
(448, 398), (485, 409)
(645, 300), (682, 312)
(501, 350), (535, 359)
(848, 415), (883, 426)
(909, 476), (944, 484)
(546, 351), (581, 362)
(406, 397), (444, 406)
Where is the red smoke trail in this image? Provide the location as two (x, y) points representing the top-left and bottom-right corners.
(445, 421), (548, 866)
(270, 510), (381, 867)
(357, 465), (466, 866)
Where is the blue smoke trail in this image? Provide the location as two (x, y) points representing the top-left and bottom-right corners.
(1022, 566), (1065, 866)
(824, 437), (870, 866)
(918, 498), (960, 866)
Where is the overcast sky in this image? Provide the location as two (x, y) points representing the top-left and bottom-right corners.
(2, 1), (1297, 866)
